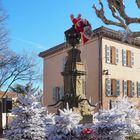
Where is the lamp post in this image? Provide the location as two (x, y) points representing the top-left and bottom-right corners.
(64, 25), (81, 47)
(63, 26), (82, 99)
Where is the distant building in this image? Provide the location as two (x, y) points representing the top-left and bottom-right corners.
(0, 91), (17, 129)
(39, 26), (140, 113)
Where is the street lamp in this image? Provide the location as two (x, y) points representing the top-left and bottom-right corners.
(64, 25), (81, 47)
(49, 25), (97, 115)
(64, 25), (82, 98)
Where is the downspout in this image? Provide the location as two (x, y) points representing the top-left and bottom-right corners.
(98, 36), (103, 110)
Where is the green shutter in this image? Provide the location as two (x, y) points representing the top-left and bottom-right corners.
(59, 87), (63, 100)
(116, 80), (120, 96)
(132, 81), (135, 97)
(123, 80), (127, 96)
(106, 79), (111, 96)
(137, 81), (140, 97)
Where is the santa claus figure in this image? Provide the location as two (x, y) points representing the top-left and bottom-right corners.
(70, 14), (93, 44)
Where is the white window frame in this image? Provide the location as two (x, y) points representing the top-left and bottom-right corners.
(116, 48), (119, 64)
(122, 49), (127, 66)
(106, 79), (111, 96)
(105, 45), (111, 64)
(131, 51), (134, 66)
(132, 81), (135, 97)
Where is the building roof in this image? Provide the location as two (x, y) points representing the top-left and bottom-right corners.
(0, 91), (17, 98)
(39, 26), (140, 58)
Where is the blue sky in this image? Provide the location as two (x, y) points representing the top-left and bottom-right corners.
(2, 0), (98, 53)
(2, 0), (140, 54)
(2, 0), (140, 87)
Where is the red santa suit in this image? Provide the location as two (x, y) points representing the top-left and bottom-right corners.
(70, 14), (93, 44)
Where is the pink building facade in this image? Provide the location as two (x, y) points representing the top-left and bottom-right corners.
(39, 27), (140, 113)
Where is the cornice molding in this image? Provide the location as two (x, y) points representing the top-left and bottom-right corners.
(39, 26), (140, 58)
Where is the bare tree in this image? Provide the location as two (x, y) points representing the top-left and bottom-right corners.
(0, 1), (41, 96)
(0, 53), (40, 98)
(0, 1), (41, 134)
(93, 0), (140, 41)
(0, 0), (9, 49)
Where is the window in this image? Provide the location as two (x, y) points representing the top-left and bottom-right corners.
(116, 80), (120, 96)
(116, 49), (119, 64)
(105, 45), (119, 64)
(132, 81), (135, 96)
(131, 52), (134, 66)
(106, 79), (111, 96)
(137, 81), (140, 97)
(122, 49), (134, 67)
(105, 45), (110, 64)
(53, 86), (63, 103)
(122, 49), (127, 66)
(123, 80), (127, 96)
(123, 80), (135, 97)
(106, 79), (120, 97)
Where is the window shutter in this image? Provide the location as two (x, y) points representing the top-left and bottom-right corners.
(137, 81), (140, 97)
(111, 47), (116, 64)
(53, 87), (56, 103)
(122, 49), (126, 66)
(59, 87), (63, 100)
(111, 79), (116, 96)
(116, 80), (120, 96)
(127, 50), (131, 67)
(123, 80), (127, 96)
(131, 51), (134, 66)
(127, 80), (132, 97)
(116, 48), (119, 64)
(132, 81), (135, 97)
(105, 45), (110, 64)
(106, 79), (111, 96)
(56, 87), (60, 102)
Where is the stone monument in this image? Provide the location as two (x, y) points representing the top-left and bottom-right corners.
(61, 26), (94, 122)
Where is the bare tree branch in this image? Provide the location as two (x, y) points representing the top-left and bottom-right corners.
(107, 0), (127, 29)
(93, 0), (140, 41)
(108, 0), (140, 25)
(136, 0), (140, 9)
(0, 52), (40, 98)
(93, 0), (125, 28)
(2, 72), (19, 98)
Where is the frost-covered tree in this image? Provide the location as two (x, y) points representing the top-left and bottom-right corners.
(5, 83), (46, 140)
(93, 97), (140, 140)
(46, 104), (82, 140)
(93, 109), (127, 140)
(113, 97), (140, 138)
